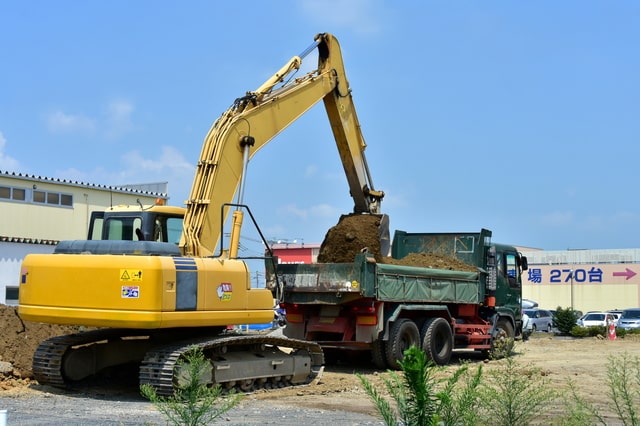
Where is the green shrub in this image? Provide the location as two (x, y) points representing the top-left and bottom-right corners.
(570, 325), (590, 337)
(477, 354), (556, 426)
(561, 352), (640, 425)
(140, 347), (241, 426)
(586, 326), (607, 337)
(571, 325), (606, 338)
(357, 345), (483, 426)
(553, 306), (580, 335)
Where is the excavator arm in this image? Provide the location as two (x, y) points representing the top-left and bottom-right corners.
(181, 33), (384, 257)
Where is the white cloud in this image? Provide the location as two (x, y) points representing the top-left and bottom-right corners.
(278, 202), (340, 220)
(104, 100), (134, 139)
(612, 210), (637, 222)
(55, 146), (194, 204)
(122, 146), (192, 174)
(304, 164), (318, 177)
(0, 132), (21, 171)
(46, 110), (96, 134)
(45, 100), (134, 139)
(298, 0), (384, 35)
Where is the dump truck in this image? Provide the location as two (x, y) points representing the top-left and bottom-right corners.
(267, 227), (528, 368)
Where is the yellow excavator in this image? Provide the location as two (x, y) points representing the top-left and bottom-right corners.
(18, 33), (386, 395)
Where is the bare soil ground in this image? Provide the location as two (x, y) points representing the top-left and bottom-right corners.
(1, 303), (639, 425)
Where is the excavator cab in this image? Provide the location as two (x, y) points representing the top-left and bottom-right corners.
(87, 205), (185, 243)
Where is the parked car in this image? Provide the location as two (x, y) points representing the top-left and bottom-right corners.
(576, 312), (616, 327)
(617, 308), (640, 330)
(606, 310), (622, 324)
(523, 308), (554, 332)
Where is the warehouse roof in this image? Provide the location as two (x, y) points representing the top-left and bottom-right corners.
(0, 169), (168, 198)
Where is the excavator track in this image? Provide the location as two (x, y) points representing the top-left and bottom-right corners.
(33, 328), (324, 396)
(140, 334), (324, 396)
(33, 328), (151, 388)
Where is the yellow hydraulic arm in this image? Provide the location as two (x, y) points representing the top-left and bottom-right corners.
(181, 33), (384, 257)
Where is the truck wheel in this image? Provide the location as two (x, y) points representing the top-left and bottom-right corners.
(371, 338), (387, 369)
(385, 319), (420, 370)
(421, 317), (453, 365)
(491, 318), (515, 358)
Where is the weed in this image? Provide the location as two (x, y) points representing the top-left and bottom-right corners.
(140, 347), (241, 426)
(357, 346), (483, 426)
(477, 351), (556, 426)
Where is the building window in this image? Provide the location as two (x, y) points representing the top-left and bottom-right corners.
(33, 190), (46, 203)
(1, 184), (73, 207)
(33, 189), (73, 207)
(61, 194), (72, 206)
(0, 185), (27, 202)
(5, 286), (19, 306)
(13, 188), (25, 201)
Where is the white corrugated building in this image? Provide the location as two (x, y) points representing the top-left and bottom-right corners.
(0, 170), (170, 304)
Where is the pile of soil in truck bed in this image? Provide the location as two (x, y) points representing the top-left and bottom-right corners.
(317, 214), (477, 272)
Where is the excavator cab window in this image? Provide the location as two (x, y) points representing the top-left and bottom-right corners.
(165, 217), (183, 244)
(100, 217), (143, 241)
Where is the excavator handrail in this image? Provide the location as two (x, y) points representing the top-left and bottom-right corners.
(180, 33), (384, 257)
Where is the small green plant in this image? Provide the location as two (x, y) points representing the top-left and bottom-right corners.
(558, 379), (607, 425)
(553, 306), (580, 335)
(570, 325), (589, 337)
(357, 346), (483, 426)
(490, 335), (515, 360)
(605, 352), (639, 425)
(561, 352), (640, 426)
(140, 347), (241, 426)
(477, 351), (556, 426)
(571, 325), (606, 338)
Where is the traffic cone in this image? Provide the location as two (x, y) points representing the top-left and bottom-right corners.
(608, 321), (617, 340)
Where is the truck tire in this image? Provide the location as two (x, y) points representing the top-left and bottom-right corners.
(385, 318), (420, 370)
(421, 317), (453, 365)
(371, 338), (387, 369)
(491, 318), (515, 357)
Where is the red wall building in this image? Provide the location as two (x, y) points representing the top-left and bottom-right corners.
(270, 242), (320, 264)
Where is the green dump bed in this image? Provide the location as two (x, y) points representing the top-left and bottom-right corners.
(391, 229), (491, 268)
(275, 229), (491, 305)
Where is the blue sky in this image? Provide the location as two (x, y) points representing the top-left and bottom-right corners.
(1, 1), (639, 252)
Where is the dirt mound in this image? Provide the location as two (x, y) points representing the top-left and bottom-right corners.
(318, 214), (386, 263)
(318, 214), (475, 271)
(0, 304), (78, 382)
(383, 252), (477, 272)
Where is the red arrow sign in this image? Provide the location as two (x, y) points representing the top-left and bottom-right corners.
(613, 268), (637, 280)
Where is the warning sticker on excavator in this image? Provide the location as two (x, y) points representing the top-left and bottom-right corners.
(122, 285), (140, 298)
(120, 269), (143, 282)
(217, 282), (232, 302)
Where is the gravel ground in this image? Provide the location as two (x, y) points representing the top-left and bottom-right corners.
(2, 333), (640, 425)
(0, 387), (383, 425)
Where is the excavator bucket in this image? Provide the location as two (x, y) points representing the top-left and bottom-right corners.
(317, 213), (391, 263)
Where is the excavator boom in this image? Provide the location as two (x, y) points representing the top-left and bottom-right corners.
(181, 33), (384, 257)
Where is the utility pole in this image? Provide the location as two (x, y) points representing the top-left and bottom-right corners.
(569, 269), (574, 310)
